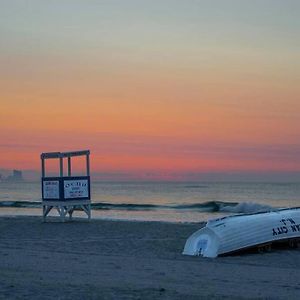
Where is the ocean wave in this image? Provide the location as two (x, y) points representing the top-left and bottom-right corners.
(220, 202), (273, 213)
(184, 185), (208, 189)
(171, 201), (238, 211)
(92, 202), (162, 211)
(91, 201), (239, 212)
(0, 200), (274, 214)
(0, 201), (40, 208)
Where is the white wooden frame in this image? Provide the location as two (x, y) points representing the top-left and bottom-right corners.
(41, 150), (91, 222)
(42, 200), (91, 222)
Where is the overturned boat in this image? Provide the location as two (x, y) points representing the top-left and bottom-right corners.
(183, 207), (300, 258)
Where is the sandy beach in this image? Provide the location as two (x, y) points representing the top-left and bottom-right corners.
(0, 216), (300, 299)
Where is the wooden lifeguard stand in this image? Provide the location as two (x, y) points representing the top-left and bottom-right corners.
(41, 150), (91, 221)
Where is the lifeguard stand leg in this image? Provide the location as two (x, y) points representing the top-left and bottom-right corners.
(68, 207), (74, 220)
(43, 204), (53, 222)
(81, 204), (91, 220)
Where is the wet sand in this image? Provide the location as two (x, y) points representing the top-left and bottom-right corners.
(0, 216), (300, 299)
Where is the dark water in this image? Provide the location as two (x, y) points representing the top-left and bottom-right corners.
(0, 181), (300, 222)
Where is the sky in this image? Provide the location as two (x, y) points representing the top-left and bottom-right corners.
(0, 0), (300, 181)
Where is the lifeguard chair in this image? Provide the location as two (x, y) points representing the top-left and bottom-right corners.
(41, 150), (91, 221)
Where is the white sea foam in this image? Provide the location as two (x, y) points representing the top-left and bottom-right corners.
(220, 202), (273, 214)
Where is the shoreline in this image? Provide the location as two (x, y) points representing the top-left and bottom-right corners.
(0, 206), (219, 223)
(1, 216), (300, 299)
(0, 210), (209, 224)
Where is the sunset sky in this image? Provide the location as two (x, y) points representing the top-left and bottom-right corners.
(0, 0), (300, 180)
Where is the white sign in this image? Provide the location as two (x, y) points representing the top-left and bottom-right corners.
(43, 180), (60, 199)
(64, 179), (89, 199)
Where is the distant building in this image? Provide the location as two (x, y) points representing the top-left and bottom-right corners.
(6, 170), (24, 182)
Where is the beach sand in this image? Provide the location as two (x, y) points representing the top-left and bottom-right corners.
(1, 216), (300, 299)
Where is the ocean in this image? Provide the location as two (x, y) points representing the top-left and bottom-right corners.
(0, 181), (300, 223)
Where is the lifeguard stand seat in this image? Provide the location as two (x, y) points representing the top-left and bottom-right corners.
(41, 150), (91, 221)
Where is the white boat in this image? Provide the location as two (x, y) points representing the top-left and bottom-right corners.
(183, 207), (300, 258)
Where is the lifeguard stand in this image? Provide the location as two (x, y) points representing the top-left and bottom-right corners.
(41, 150), (91, 221)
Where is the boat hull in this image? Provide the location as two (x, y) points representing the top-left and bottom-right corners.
(183, 207), (300, 258)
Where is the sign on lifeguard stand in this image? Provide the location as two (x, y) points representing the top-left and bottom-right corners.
(41, 150), (91, 221)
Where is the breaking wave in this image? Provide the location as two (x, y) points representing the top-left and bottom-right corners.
(0, 200), (274, 214)
(220, 202), (273, 214)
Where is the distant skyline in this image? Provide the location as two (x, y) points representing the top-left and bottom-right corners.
(1, 1), (300, 181)
(1, 168), (300, 183)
